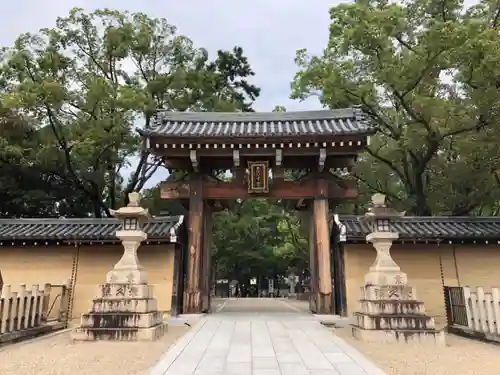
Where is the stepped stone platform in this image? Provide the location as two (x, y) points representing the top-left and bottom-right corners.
(72, 283), (167, 341)
(352, 285), (445, 346)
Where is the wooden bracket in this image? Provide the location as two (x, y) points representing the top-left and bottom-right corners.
(190, 150), (199, 172)
(318, 148), (326, 172)
(275, 149), (283, 167)
(233, 150), (240, 167)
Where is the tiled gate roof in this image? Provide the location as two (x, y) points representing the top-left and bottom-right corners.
(140, 108), (374, 139)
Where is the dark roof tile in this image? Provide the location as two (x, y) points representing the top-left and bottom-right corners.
(0, 216), (185, 243)
(141, 108), (374, 139)
(339, 215), (500, 241)
(1, 215), (499, 244)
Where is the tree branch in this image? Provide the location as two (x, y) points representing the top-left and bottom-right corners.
(364, 144), (407, 183)
(353, 173), (403, 203)
(401, 51), (445, 97)
(441, 114), (487, 138)
(493, 6), (500, 28)
(394, 34), (418, 54)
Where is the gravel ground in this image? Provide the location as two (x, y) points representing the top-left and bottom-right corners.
(334, 327), (500, 375)
(0, 325), (190, 375)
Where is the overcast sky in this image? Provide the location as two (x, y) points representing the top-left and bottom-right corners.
(0, 0), (337, 187)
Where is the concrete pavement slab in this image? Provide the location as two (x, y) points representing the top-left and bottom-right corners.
(148, 299), (386, 375)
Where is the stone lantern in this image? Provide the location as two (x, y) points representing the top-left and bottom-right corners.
(359, 193), (407, 286)
(352, 194), (445, 346)
(73, 193), (167, 341)
(106, 192), (150, 285)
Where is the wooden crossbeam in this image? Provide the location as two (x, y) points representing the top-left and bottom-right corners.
(163, 155), (355, 170)
(160, 180), (357, 200)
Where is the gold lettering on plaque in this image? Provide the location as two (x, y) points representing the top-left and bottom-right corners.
(247, 161), (269, 193)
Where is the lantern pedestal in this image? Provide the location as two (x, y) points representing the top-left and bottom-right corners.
(105, 231), (149, 284)
(363, 232), (408, 286)
(72, 194), (167, 342)
(352, 233), (445, 346)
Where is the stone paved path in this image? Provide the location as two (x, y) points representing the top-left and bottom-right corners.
(149, 299), (386, 375)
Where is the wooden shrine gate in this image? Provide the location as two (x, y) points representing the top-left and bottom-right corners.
(140, 109), (373, 314)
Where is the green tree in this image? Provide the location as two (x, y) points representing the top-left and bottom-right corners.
(292, 0), (500, 215)
(140, 171), (189, 217)
(272, 105), (287, 112)
(211, 200), (308, 282)
(0, 101), (92, 217)
(0, 104), (52, 217)
(212, 200), (281, 281)
(1, 8), (260, 217)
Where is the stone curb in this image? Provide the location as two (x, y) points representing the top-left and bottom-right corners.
(278, 299), (305, 313)
(148, 318), (208, 375)
(329, 332), (388, 375)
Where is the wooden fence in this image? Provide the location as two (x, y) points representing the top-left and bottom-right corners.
(444, 285), (500, 343)
(0, 281), (71, 344)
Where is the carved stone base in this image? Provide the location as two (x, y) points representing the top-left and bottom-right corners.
(92, 298), (158, 313)
(73, 323), (167, 341)
(352, 285), (445, 346)
(352, 326), (445, 346)
(81, 311), (163, 328)
(355, 312), (435, 330)
(72, 283), (166, 342)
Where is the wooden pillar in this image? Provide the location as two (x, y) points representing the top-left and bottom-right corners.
(308, 205), (319, 313)
(313, 179), (334, 314)
(273, 166), (285, 182)
(232, 167), (245, 183)
(337, 243), (348, 316)
(183, 175), (204, 314)
(171, 243), (185, 316)
(331, 229), (347, 316)
(201, 202), (213, 312)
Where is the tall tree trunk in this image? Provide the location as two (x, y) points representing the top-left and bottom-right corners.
(92, 201), (102, 218)
(411, 168), (432, 215)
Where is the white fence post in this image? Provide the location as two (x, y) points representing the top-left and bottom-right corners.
(492, 288), (500, 335)
(16, 284), (27, 331)
(476, 287), (488, 332)
(462, 286), (474, 329)
(484, 291), (495, 334)
(0, 284), (11, 334)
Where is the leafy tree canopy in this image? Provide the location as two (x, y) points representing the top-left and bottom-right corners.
(211, 199), (308, 281)
(292, 0), (500, 215)
(0, 8), (260, 217)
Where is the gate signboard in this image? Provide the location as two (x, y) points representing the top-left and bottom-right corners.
(248, 161), (269, 194)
